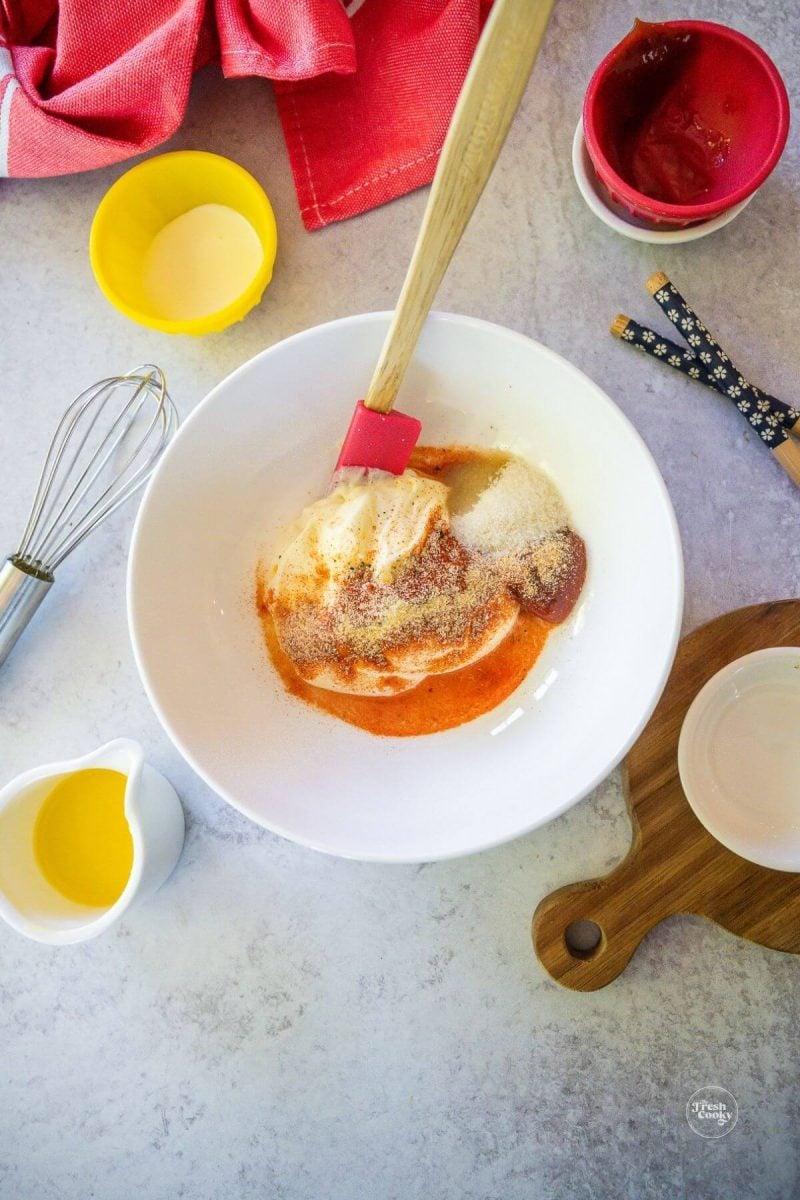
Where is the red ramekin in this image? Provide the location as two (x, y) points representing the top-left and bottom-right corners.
(583, 20), (790, 229)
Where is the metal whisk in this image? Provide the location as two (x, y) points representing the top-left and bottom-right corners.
(0, 366), (178, 668)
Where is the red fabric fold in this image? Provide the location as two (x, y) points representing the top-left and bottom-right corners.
(214, 0), (356, 81)
(0, 0), (490, 227)
(274, 0), (490, 229)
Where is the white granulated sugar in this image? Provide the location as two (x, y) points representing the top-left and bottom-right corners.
(451, 457), (568, 553)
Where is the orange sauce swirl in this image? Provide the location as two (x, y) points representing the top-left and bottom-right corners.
(257, 447), (585, 737)
(259, 602), (551, 737)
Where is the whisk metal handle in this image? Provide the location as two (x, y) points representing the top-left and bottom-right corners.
(0, 557), (54, 668)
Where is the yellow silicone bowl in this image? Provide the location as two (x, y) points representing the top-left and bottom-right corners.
(90, 150), (278, 335)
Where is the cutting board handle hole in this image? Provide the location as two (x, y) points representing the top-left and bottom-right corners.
(564, 919), (603, 960)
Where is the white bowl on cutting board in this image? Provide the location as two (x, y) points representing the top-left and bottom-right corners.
(128, 312), (683, 862)
(679, 648), (800, 872)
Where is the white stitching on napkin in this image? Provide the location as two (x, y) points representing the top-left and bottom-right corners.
(300, 148), (440, 216)
(0, 48), (19, 179)
(290, 92), (323, 226)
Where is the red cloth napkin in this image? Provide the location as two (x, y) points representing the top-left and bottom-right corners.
(0, 0), (490, 229)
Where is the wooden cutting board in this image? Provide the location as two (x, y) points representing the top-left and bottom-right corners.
(532, 600), (800, 991)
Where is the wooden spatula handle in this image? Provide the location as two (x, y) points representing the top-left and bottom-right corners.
(364, 0), (555, 414)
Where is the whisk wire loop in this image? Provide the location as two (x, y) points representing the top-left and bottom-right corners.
(34, 374), (161, 568)
(15, 366), (177, 573)
(16, 377), (111, 564)
(1, 365), (177, 669)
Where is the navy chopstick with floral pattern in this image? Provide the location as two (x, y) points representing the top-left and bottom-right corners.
(646, 272), (800, 434)
(611, 312), (792, 437)
(611, 272), (800, 487)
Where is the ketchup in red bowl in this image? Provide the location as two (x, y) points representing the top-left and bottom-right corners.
(583, 20), (790, 227)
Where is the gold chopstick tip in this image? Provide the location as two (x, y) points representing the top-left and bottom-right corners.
(646, 270), (669, 295)
(610, 314), (631, 339)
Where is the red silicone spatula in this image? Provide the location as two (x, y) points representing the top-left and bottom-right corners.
(334, 0), (555, 477)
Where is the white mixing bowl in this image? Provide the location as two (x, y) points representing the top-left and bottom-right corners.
(128, 312), (683, 862)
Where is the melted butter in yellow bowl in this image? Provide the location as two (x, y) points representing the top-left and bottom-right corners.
(33, 769), (133, 907)
(90, 150), (278, 335)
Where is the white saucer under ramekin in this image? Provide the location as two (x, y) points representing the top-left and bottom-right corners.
(678, 648), (800, 872)
(572, 119), (753, 245)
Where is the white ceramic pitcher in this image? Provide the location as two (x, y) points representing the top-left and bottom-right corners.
(0, 738), (184, 945)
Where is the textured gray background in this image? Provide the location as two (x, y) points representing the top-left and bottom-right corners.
(1, 1), (799, 1197)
